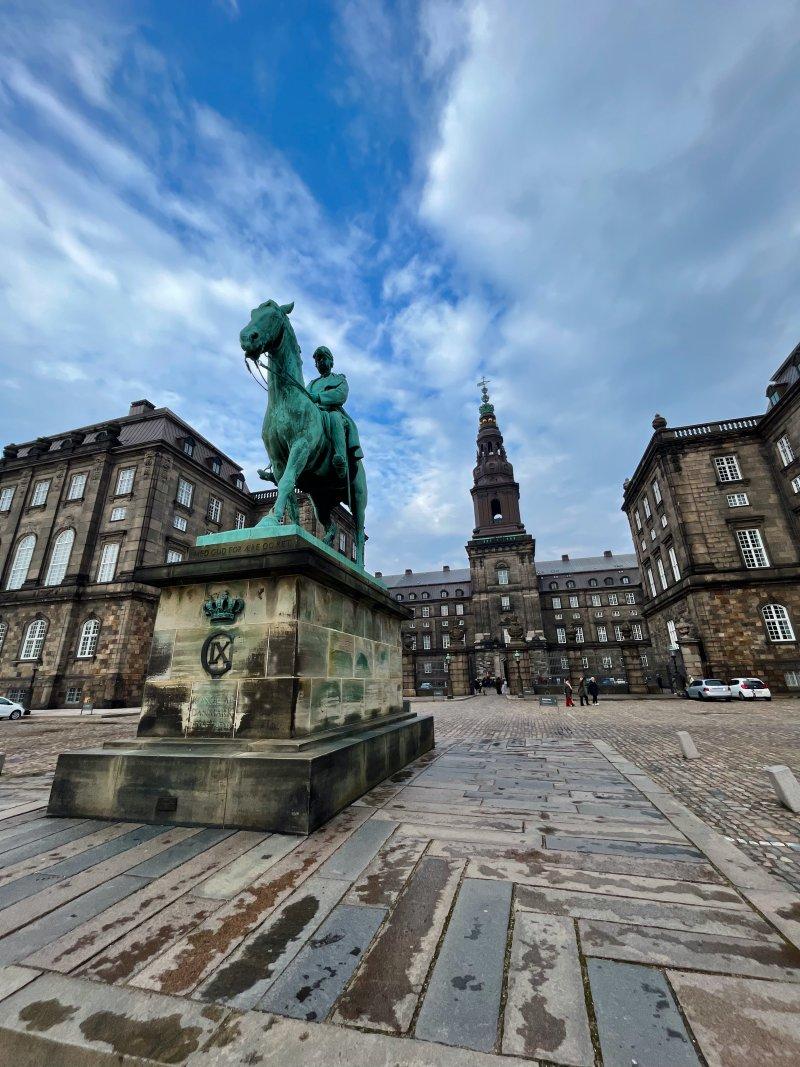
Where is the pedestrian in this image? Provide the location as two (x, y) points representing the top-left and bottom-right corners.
(588, 676), (600, 705)
(494, 675), (503, 695)
(578, 676), (589, 706)
(501, 678), (509, 695)
(482, 675), (492, 695)
(564, 678), (574, 707)
(656, 673), (664, 691)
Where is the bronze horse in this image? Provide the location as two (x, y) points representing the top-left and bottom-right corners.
(240, 300), (367, 568)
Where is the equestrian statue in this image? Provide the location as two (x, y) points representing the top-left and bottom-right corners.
(239, 299), (367, 568)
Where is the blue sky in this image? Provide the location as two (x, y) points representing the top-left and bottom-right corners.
(2, 1), (800, 573)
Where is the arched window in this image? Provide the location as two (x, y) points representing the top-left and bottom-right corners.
(421, 591), (429, 599)
(44, 529), (75, 586)
(588, 578), (598, 587)
(455, 588), (464, 597)
(490, 498), (503, 522)
(496, 566), (509, 586)
(77, 618), (100, 658)
(566, 580), (575, 589)
(762, 604), (795, 642)
(21, 618), (47, 660)
(549, 581), (558, 590)
(395, 593), (403, 601)
(621, 576), (630, 585)
(0, 619), (7, 655)
(604, 577), (614, 586)
(409, 593), (417, 601)
(6, 534), (35, 590)
(440, 590), (449, 598)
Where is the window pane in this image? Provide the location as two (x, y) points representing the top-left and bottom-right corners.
(44, 529), (75, 585)
(21, 619), (46, 660)
(77, 619), (100, 658)
(97, 542), (120, 582)
(6, 534), (35, 590)
(67, 473), (87, 500)
(0, 487), (15, 511)
(31, 479), (50, 506)
(235, 511), (247, 530)
(110, 506), (126, 522)
(777, 435), (795, 467)
(714, 455), (742, 482)
(173, 514), (187, 532)
(736, 528), (769, 568)
(762, 604), (795, 641)
(166, 549), (183, 564)
(208, 496), (222, 523)
(116, 467), (135, 495)
(177, 478), (194, 507)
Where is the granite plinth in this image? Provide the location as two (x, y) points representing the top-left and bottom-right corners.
(47, 531), (430, 834)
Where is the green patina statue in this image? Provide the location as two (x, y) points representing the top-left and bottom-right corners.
(239, 300), (368, 568)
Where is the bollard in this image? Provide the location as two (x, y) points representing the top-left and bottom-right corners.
(0, 752), (4, 776)
(764, 765), (800, 814)
(677, 731), (699, 760)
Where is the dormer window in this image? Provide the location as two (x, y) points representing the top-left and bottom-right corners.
(235, 474), (244, 490)
(182, 437), (195, 458)
(210, 458), (221, 475)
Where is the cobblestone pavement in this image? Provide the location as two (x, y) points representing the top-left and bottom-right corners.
(0, 707), (800, 1063)
(426, 694), (800, 893)
(0, 717), (136, 778)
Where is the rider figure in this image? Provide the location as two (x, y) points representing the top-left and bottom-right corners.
(308, 346), (363, 479)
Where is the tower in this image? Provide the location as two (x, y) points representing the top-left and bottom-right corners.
(466, 379), (546, 688)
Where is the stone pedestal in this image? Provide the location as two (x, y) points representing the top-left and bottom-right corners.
(620, 642), (648, 695)
(447, 649), (470, 697)
(48, 527), (433, 834)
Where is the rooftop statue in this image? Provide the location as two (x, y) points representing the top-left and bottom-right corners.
(240, 300), (367, 568)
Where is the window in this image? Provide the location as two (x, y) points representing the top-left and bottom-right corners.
(581, 656), (589, 670)
(77, 619), (100, 658)
(438, 604), (448, 617)
(634, 510), (642, 532)
(0, 621), (6, 655)
(556, 627), (566, 643)
(111, 506), (127, 522)
(595, 611), (604, 618)
(614, 625), (623, 641)
(409, 637), (416, 650)
(714, 454), (742, 482)
(588, 578), (598, 587)
(208, 496), (222, 524)
(555, 613), (563, 620)
(422, 635), (431, 650)
(422, 620), (430, 628)
(602, 656), (613, 670)
(549, 581), (558, 590)
(621, 575), (630, 584)
(97, 542), (120, 583)
(0, 486), (15, 512)
(656, 557), (668, 591)
(455, 588), (464, 597)
(560, 656), (569, 669)
(440, 590), (449, 598)
(66, 687), (83, 704)
(21, 619), (46, 660)
(611, 609), (621, 617)
(552, 597), (562, 609)
(421, 606), (430, 618)
(66, 473), (87, 501)
(625, 592), (636, 604)
(652, 479), (662, 505)
(395, 593), (403, 601)
(351, 543), (357, 561)
(7, 688), (25, 702)
(115, 467), (135, 495)
(182, 438), (195, 457)
(736, 528), (769, 568)
(172, 514), (187, 532)
(608, 593), (618, 605)
(456, 604), (464, 616)
(235, 512), (247, 530)
(442, 634), (450, 649)
(575, 626), (584, 643)
(642, 497), (651, 519)
(31, 479), (50, 507)
(640, 653), (648, 667)
(668, 546), (681, 581)
(777, 435), (795, 467)
(792, 477), (800, 494)
(597, 625), (608, 642)
(667, 619), (679, 649)
(590, 595), (600, 607)
(569, 596), (579, 608)
(490, 497), (502, 522)
(632, 623), (643, 641)
(441, 620), (449, 628)
(336, 532), (346, 553)
(786, 671), (800, 689)
(211, 458), (221, 475)
(6, 534), (35, 590)
(727, 493), (749, 508)
(497, 567), (509, 585)
(422, 661), (433, 675)
(661, 514), (668, 528)
(166, 549), (184, 564)
(409, 593), (417, 601)
(762, 604), (795, 642)
(645, 565), (656, 597)
(421, 592), (429, 599)
(44, 529), (75, 586)
(650, 529), (656, 542)
(177, 478), (194, 508)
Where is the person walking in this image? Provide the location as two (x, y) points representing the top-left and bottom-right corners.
(588, 676), (600, 705)
(494, 675), (503, 695)
(564, 678), (574, 707)
(578, 676), (589, 706)
(656, 673), (664, 692)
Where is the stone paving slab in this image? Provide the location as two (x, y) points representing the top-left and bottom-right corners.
(195, 834), (299, 899)
(667, 970), (800, 1067)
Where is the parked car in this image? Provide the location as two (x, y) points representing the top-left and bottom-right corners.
(417, 682), (434, 691)
(729, 677), (772, 701)
(0, 697), (25, 720)
(685, 678), (732, 701)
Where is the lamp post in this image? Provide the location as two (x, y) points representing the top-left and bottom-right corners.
(513, 649), (522, 697)
(444, 653), (452, 700)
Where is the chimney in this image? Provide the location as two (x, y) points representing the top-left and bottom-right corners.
(129, 399), (155, 417)
(374, 570), (382, 578)
(604, 550), (612, 558)
(561, 553), (569, 562)
(443, 565), (450, 572)
(405, 568), (412, 576)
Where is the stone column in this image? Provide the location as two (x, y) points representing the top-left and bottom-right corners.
(620, 642), (648, 694)
(447, 650), (470, 696)
(401, 647), (416, 697)
(678, 639), (704, 681)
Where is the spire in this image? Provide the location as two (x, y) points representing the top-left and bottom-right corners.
(477, 376), (496, 425)
(470, 376), (525, 537)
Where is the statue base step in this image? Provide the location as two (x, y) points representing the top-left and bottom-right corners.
(47, 712), (434, 834)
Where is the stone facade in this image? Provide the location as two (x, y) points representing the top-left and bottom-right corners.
(0, 400), (357, 709)
(622, 342), (800, 692)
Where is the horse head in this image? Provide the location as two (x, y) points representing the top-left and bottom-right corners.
(239, 300), (295, 360)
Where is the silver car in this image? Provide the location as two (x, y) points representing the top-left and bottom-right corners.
(685, 678), (732, 701)
(0, 697), (25, 720)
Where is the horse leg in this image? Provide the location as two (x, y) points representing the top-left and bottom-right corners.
(271, 440), (310, 524)
(256, 456), (286, 527)
(285, 490), (300, 525)
(351, 461), (368, 568)
(310, 492), (337, 546)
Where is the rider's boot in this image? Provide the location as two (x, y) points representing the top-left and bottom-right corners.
(332, 453), (347, 478)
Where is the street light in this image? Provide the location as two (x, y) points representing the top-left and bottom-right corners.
(513, 649), (522, 697)
(444, 653), (452, 700)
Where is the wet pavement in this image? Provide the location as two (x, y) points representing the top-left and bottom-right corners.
(0, 702), (799, 1062)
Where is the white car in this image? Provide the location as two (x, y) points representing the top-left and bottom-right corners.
(729, 677), (772, 701)
(685, 678), (732, 701)
(0, 697), (25, 720)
